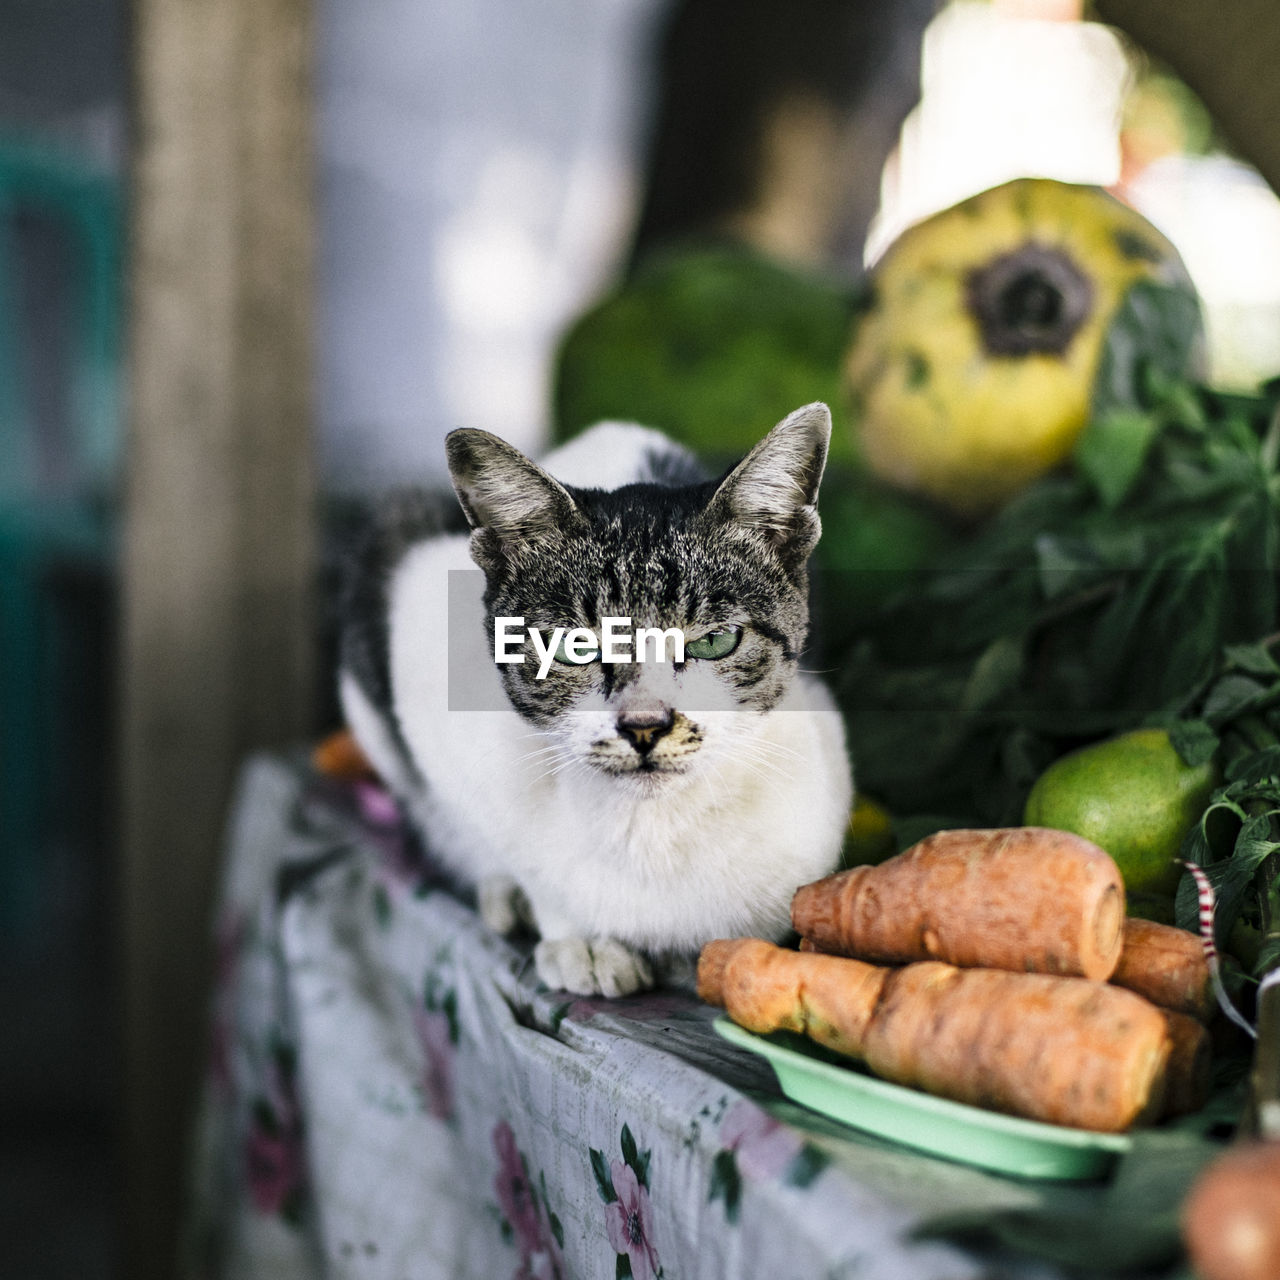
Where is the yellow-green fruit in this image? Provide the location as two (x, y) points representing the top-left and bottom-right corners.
(846, 178), (1199, 517)
(1023, 728), (1218, 902)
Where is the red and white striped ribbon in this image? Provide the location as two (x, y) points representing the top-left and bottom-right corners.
(1182, 860), (1257, 1040)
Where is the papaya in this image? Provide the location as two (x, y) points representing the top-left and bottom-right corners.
(845, 178), (1203, 517)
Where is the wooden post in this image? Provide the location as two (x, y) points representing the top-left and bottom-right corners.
(120, 0), (314, 1274)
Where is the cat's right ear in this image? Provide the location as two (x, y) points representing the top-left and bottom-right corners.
(704, 402), (831, 569)
(445, 429), (581, 569)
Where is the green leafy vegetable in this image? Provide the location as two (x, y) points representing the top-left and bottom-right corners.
(830, 325), (1280, 982)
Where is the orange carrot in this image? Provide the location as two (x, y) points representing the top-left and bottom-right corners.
(699, 938), (1169, 1133)
(791, 826), (1125, 981)
(699, 937), (887, 1058)
(312, 728), (379, 782)
(1160, 1009), (1212, 1117)
(1110, 918), (1214, 1022)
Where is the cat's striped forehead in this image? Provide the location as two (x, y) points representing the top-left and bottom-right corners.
(482, 480), (810, 723)
(498, 480), (803, 620)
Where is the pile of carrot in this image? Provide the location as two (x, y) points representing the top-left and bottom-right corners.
(700, 826), (1215, 1133)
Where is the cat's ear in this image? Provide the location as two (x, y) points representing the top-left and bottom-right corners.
(705, 402), (830, 563)
(445, 429), (580, 568)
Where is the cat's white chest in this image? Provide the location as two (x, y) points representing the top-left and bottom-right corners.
(517, 686), (850, 950)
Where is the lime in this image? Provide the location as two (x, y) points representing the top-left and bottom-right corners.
(1022, 728), (1218, 902)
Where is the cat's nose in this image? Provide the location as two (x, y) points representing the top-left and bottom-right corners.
(617, 709), (675, 756)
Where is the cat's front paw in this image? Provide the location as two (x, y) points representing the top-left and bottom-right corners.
(534, 937), (654, 998)
(478, 874), (534, 936)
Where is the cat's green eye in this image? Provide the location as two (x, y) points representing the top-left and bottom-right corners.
(685, 625), (742, 660)
(553, 629), (600, 665)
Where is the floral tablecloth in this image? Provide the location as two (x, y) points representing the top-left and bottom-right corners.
(187, 754), (1219, 1280)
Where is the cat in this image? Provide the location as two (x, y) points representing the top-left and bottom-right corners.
(337, 401), (853, 996)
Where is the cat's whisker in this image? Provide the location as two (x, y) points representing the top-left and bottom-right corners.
(509, 743), (567, 768)
(700, 756), (744, 823)
(738, 737), (804, 765)
(733, 757), (783, 794)
(722, 744), (797, 806)
(539, 754), (595, 785)
(733, 739), (796, 771)
(525, 754), (572, 784)
(453, 726), (551, 769)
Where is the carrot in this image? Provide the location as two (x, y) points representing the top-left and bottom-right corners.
(699, 938), (1169, 1133)
(312, 728), (379, 782)
(700, 937), (887, 1058)
(1110, 918), (1214, 1022)
(791, 827), (1126, 981)
(1160, 1009), (1212, 1117)
(1182, 1141), (1280, 1280)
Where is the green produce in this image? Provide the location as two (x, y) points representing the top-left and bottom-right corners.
(1022, 728), (1218, 909)
(1168, 646), (1280, 980)
(809, 468), (957, 622)
(838, 350), (1280, 833)
(845, 178), (1203, 517)
(835, 347), (1280, 982)
(552, 242), (858, 463)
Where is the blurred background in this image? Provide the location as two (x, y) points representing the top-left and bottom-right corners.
(1, 0), (1278, 1276)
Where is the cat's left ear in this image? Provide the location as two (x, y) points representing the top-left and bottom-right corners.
(445, 428), (581, 569)
(705, 401), (830, 564)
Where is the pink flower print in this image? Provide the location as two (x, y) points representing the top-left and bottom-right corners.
(492, 1123), (566, 1279)
(245, 1054), (305, 1218)
(604, 1159), (660, 1280)
(246, 1116), (304, 1215)
(353, 779), (400, 829)
(719, 1099), (802, 1180)
(533, 1200), (566, 1280)
(359, 781), (426, 895)
(412, 1004), (456, 1120)
(514, 1239), (562, 1280)
(493, 1121), (543, 1257)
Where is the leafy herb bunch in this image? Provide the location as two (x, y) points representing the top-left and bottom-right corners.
(833, 283), (1280, 978)
(1171, 644), (1280, 981)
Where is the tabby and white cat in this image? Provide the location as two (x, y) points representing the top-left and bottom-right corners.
(338, 402), (852, 996)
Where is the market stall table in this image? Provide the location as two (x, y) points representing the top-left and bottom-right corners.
(188, 754), (1224, 1279)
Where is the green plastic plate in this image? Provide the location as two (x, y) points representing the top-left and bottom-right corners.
(714, 1017), (1132, 1182)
